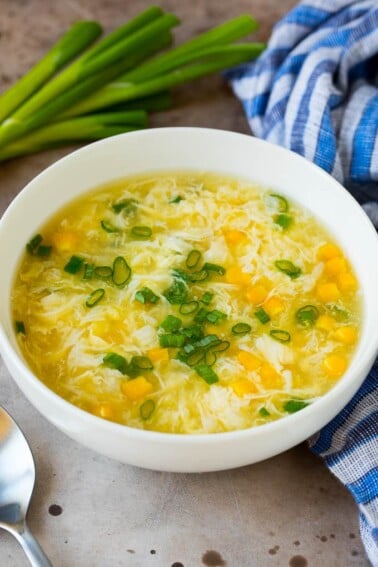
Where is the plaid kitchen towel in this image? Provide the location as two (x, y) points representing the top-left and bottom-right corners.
(228, 1), (378, 564)
(228, 0), (378, 227)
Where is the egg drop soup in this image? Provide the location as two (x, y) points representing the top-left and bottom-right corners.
(12, 172), (361, 433)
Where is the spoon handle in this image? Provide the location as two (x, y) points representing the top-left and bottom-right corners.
(12, 522), (53, 567)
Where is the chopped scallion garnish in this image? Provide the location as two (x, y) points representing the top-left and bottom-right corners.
(194, 363), (219, 384)
(189, 269), (209, 282)
(203, 262), (226, 276)
(26, 234), (43, 254)
(140, 399), (155, 420)
(135, 287), (159, 304)
(163, 279), (188, 304)
(259, 407), (270, 417)
(186, 249), (202, 270)
(83, 263), (95, 280)
(159, 333), (186, 348)
(15, 320), (26, 334)
(179, 301), (199, 315)
(296, 305), (319, 327)
(101, 219), (119, 233)
(232, 322), (251, 335)
(112, 256), (131, 286)
(270, 329), (291, 343)
(131, 225), (152, 239)
(85, 288), (105, 308)
(274, 259), (302, 279)
(36, 244), (52, 257)
(267, 193), (289, 212)
(64, 255), (84, 274)
(206, 309), (227, 324)
(274, 213), (292, 229)
(204, 350), (217, 366)
(283, 399), (309, 413)
(95, 265), (113, 279)
(129, 355), (153, 371)
(103, 352), (128, 374)
(182, 349), (205, 367)
(159, 314), (182, 332)
(169, 195), (183, 204)
(112, 198), (138, 215)
(255, 308), (270, 324)
(201, 291), (214, 305)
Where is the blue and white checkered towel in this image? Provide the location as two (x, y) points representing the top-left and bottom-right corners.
(228, 1), (378, 564)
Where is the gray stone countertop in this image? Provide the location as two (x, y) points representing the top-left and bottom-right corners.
(0, 1), (370, 566)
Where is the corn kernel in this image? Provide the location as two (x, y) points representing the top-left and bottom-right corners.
(316, 315), (336, 332)
(317, 243), (341, 261)
(230, 378), (257, 397)
(94, 403), (114, 420)
(333, 326), (357, 345)
(52, 231), (78, 252)
(245, 284), (269, 304)
(226, 266), (250, 285)
(121, 376), (153, 400)
(237, 350), (261, 371)
(316, 282), (340, 303)
(337, 272), (358, 292)
(325, 257), (347, 276)
(259, 363), (284, 389)
(264, 296), (285, 317)
(148, 348), (169, 363)
(322, 354), (347, 378)
(224, 229), (247, 246)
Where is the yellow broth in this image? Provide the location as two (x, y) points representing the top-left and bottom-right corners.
(12, 172), (361, 433)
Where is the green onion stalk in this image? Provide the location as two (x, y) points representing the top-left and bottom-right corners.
(0, 7), (265, 160)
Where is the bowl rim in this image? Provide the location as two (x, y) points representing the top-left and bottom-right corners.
(1, 126), (378, 444)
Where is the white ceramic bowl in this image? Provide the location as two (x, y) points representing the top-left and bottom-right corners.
(0, 128), (377, 472)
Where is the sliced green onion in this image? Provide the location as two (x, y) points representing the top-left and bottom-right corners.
(159, 333), (186, 348)
(184, 349), (205, 367)
(85, 288), (105, 307)
(83, 263), (95, 280)
(267, 193), (289, 212)
(95, 265), (113, 279)
(255, 308), (270, 324)
(179, 301), (199, 315)
(140, 399), (155, 420)
(194, 307), (208, 323)
(274, 259), (302, 279)
(101, 219), (120, 233)
(186, 249), (202, 270)
(129, 355), (153, 371)
(195, 335), (221, 349)
(296, 305), (319, 327)
(112, 198), (138, 215)
(131, 225), (152, 239)
(259, 407), (270, 417)
(103, 352), (128, 374)
(64, 255), (84, 274)
(181, 324), (204, 340)
(203, 262), (226, 276)
(232, 322), (251, 335)
(206, 309), (227, 324)
(274, 213), (292, 229)
(204, 350), (217, 366)
(210, 340), (230, 353)
(169, 195), (183, 203)
(36, 244), (52, 257)
(194, 363), (219, 384)
(201, 291), (214, 305)
(190, 269), (209, 282)
(270, 329), (291, 343)
(159, 314), (182, 332)
(15, 320), (26, 334)
(112, 256), (131, 286)
(283, 399), (309, 413)
(135, 286), (159, 304)
(163, 279), (188, 304)
(26, 234), (43, 254)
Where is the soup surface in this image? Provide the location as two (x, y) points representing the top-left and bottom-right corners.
(12, 172), (361, 433)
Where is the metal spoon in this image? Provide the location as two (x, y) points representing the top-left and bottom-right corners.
(0, 406), (53, 566)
